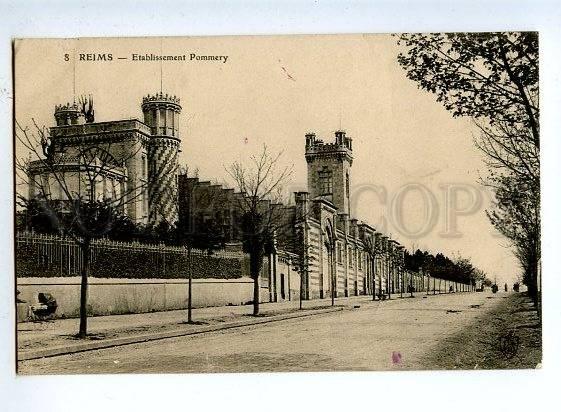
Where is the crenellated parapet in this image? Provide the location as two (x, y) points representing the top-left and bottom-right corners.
(141, 92), (181, 108)
(54, 102), (85, 126)
(305, 130), (353, 165)
(141, 92), (182, 139)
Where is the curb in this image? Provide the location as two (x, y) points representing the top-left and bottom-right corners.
(18, 306), (345, 361)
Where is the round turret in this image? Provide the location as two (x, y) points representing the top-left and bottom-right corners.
(141, 92), (182, 137)
(54, 102), (85, 126)
(142, 92), (182, 225)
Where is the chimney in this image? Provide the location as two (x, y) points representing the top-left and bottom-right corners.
(335, 130), (345, 145)
(305, 132), (316, 148)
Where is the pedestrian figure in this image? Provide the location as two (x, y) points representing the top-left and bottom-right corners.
(29, 292), (58, 321)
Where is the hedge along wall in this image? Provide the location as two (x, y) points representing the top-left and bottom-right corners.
(16, 232), (269, 281)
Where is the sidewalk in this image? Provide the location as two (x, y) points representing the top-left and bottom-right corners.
(18, 295), (378, 361)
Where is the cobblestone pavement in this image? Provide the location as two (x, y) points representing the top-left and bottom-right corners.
(18, 291), (505, 374)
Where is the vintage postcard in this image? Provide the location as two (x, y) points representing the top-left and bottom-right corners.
(13, 34), (541, 374)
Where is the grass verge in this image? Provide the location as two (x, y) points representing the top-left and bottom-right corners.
(422, 292), (542, 369)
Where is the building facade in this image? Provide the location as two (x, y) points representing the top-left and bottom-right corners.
(178, 130), (408, 303)
(26, 92), (409, 303)
(27, 92), (182, 225)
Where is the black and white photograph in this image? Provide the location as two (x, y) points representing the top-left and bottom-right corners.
(12, 33), (542, 374)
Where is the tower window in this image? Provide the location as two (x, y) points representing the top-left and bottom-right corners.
(346, 172), (350, 198)
(318, 168), (333, 197)
(159, 108), (166, 134)
(337, 243), (342, 262)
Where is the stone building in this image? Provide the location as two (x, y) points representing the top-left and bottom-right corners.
(178, 130), (407, 303)
(27, 92), (182, 225)
(25, 92), (407, 302)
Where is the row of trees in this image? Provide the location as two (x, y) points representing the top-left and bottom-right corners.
(404, 249), (488, 287)
(397, 32), (540, 306)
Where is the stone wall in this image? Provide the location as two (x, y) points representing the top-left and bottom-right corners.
(17, 276), (270, 322)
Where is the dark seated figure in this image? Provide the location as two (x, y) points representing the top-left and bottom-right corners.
(31, 292), (58, 319)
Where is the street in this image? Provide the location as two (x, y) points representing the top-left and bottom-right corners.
(19, 292), (506, 374)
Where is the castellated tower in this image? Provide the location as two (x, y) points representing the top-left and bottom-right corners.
(305, 130), (353, 215)
(54, 102), (85, 126)
(142, 92), (182, 225)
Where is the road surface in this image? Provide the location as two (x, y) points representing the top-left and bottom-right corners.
(19, 291), (504, 374)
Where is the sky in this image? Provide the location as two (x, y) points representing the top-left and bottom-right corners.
(14, 35), (520, 285)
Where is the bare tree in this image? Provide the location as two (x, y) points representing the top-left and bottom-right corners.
(396, 32), (540, 304)
(16, 119), (146, 338)
(226, 145), (293, 316)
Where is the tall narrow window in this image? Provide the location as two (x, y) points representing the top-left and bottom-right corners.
(318, 167), (333, 198)
(337, 243), (343, 263)
(346, 172), (350, 198)
(159, 108), (166, 135)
